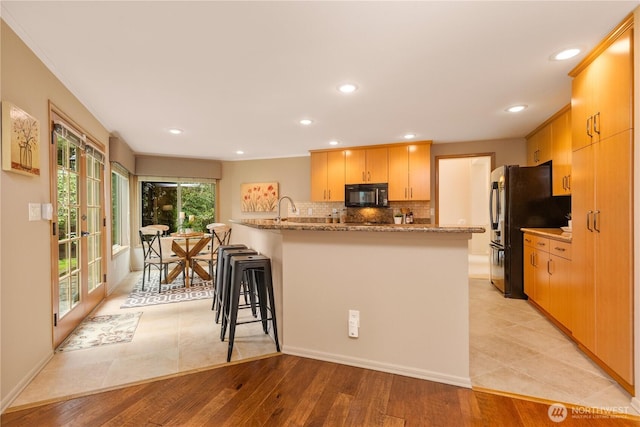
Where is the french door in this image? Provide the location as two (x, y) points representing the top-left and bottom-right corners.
(51, 117), (106, 347)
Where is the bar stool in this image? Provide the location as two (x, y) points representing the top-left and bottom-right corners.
(222, 254), (280, 362)
(212, 245), (247, 313)
(216, 247), (258, 324)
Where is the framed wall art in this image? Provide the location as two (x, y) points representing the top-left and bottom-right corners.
(2, 101), (41, 176)
(241, 182), (279, 212)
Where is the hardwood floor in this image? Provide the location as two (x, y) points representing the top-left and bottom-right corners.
(2, 354), (637, 426)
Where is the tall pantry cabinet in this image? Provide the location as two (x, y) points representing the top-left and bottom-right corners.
(569, 19), (634, 391)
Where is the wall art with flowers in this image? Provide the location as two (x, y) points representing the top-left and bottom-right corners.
(2, 102), (41, 176)
(241, 182), (279, 212)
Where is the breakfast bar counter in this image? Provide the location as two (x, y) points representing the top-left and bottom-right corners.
(230, 219), (485, 389)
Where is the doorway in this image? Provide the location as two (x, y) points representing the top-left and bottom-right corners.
(435, 153), (494, 277)
(51, 115), (106, 347)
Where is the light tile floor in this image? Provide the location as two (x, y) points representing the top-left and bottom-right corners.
(469, 276), (637, 415)
(9, 272), (278, 409)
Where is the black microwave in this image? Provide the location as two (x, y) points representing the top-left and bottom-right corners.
(345, 183), (389, 208)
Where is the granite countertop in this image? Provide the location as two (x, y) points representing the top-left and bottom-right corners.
(232, 219), (485, 234)
(521, 227), (572, 242)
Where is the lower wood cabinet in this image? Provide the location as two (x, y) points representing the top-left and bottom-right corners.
(523, 233), (572, 332)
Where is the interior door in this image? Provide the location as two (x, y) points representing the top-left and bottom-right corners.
(52, 119), (106, 347)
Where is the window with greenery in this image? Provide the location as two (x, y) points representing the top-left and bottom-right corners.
(140, 179), (215, 233)
(111, 164), (130, 252)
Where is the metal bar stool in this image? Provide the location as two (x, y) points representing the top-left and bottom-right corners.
(216, 247), (258, 325)
(222, 254), (280, 362)
(212, 245), (247, 314)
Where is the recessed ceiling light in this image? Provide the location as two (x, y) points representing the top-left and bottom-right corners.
(404, 133), (416, 140)
(337, 83), (358, 94)
(329, 140), (339, 146)
(299, 119), (313, 126)
(236, 150), (244, 155)
(551, 48), (581, 61)
(168, 128), (183, 135)
(506, 105), (527, 113)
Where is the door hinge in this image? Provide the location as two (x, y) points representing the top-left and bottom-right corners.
(103, 217), (107, 227)
(52, 222), (57, 236)
(53, 313), (58, 327)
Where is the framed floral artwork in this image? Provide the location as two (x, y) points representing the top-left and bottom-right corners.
(241, 182), (279, 212)
(1, 102), (41, 176)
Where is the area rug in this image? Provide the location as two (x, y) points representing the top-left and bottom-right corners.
(57, 312), (142, 352)
(120, 272), (214, 308)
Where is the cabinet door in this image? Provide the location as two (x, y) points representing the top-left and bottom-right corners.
(594, 27), (632, 142)
(523, 238), (536, 300)
(388, 145), (409, 200)
(594, 130), (633, 384)
(527, 126), (551, 165)
(310, 152), (328, 202)
(345, 149), (366, 184)
(570, 145), (596, 350)
(326, 150), (345, 201)
(366, 147), (388, 183)
(549, 253), (572, 331)
(571, 65), (595, 151)
(551, 109), (572, 196)
(408, 144), (430, 200)
(534, 248), (550, 312)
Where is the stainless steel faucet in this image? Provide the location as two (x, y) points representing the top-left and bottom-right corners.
(275, 196), (297, 223)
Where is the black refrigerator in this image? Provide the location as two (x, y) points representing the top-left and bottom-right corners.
(489, 164), (570, 299)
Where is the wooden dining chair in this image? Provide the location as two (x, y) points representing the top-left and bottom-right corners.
(139, 227), (186, 292)
(189, 223), (232, 283)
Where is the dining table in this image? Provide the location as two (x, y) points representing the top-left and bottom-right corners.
(163, 232), (212, 287)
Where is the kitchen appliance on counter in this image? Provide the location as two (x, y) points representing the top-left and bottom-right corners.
(345, 183), (388, 208)
(489, 164), (570, 299)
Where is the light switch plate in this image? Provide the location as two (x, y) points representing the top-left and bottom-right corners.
(29, 203), (42, 221)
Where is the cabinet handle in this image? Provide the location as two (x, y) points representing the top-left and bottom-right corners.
(594, 210), (600, 232)
(587, 210), (594, 232)
(593, 112), (600, 135)
(525, 238), (532, 244)
(362, 171), (365, 182)
(554, 246), (566, 252)
(586, 116), (592, 137)
(566, 175), (571, 190)
(548, 259), (553, 275)
(405, 188), (408, 199)
(328, 190), (331, 200)
(367, 171), (371, 182)
(410, 188), (413, 199)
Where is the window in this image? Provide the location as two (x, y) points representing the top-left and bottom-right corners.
(111, 164), (130, 253)
(140, 179), (216, 233)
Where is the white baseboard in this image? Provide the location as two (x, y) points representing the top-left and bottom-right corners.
(282, 345), (472, 389)
(1, 351), (53, 413)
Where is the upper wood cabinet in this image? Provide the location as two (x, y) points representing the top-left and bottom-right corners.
(526, 105), (572, 195)
(551, 108), (572, 196)
(526, 125), (551, 165)
(571, 25), (632, 151)
(388, 142), (431, 201)
(310, 151), (345, 202)
(344, 147), (388, 184)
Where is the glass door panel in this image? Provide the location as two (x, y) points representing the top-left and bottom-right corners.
(52, 121), (105, 347)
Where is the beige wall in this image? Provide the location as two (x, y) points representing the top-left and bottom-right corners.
(0, 21), (111, 409)
(218, 156), (310, 224)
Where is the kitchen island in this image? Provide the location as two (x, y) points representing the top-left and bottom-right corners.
(230, 219), (485, 388)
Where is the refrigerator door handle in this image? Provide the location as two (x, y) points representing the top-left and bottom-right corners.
(489, 181), (499, 229)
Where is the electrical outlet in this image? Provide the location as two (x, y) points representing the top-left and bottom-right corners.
(348, 309), (359, 338)
(307, 208), (313, 216)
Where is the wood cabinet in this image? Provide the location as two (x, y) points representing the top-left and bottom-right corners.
(523, 233), (572, 331)
(310, 151), (345, 202)
(571, 26), (632, 152)
(572, 130), (633, 386)
(344, 147), (388, 184)
(526, 125), (551, 165)
(526, 105), (572, 195)
(569, 18), (633, 390)
(388, 143), (431, 201)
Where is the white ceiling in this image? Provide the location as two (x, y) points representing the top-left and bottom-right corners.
(2, 1), (638, 161)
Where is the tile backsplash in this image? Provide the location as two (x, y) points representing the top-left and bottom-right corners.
(284, 200), (431, 223)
